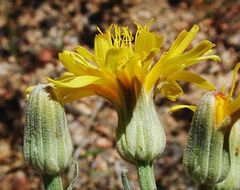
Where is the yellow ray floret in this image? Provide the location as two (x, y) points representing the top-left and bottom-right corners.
(49, 21), (219, 108)
(220, 64), (240, 119)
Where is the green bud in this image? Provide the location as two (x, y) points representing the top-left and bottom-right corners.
(24, 84), (73, 175)
(116, 88), (166, 165)
(213, 121), (240, 190)
(183, 92), (231, 186)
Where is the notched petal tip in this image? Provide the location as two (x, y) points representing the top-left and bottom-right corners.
(191, 24), (199, 32)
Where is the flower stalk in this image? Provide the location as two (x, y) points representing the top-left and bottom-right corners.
(137, 163), (157, 190)
(42, 175), (63, 190)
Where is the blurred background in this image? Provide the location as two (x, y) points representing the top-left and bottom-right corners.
(0, 0), (239, 189)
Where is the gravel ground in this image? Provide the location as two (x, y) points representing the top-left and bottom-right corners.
(0, 0), (239, 189)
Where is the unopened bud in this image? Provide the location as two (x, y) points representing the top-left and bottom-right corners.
(183, 92), (231, 186)
(24, 84), (73, 175)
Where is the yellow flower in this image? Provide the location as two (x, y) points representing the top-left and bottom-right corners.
(170, 63), (240, 128)
(48, 21), (219, 109)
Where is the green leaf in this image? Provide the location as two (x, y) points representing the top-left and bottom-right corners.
(67, 161), (79, 190)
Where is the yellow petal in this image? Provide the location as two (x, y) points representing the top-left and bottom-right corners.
(132, 59), (145, 82)
(144, 25), (200, 92)
(105, 47), (130, 71)
(59, 51), (91, 75)
(168, 70), (216, 90)
(48, 75), (100, 88)
(195, 55), (221, 62)
(159, 80), (183, 101)
(25, 85), (36, 100)
(180, 40), (215, 60)
(162, 54), (220, 76)
(165, 30), (188, 58)
(170, 41), (216, 71)
(26, 85), (35, 94)
(92, 83), (122, 106)
(145, 41), (219, 92)
(226, 95), (240, 116)
(134, 29), (163, 56)
(169, 105), (196, 113)
(94, 33), (113, 65)
(57, 87), (96, 103)
(226, 63), (240, 116)
(123, 54), (144, 82)
(75, 46), (95, 62)
(142, 48), (160, 73)
(116, 69), (131, 88)
(229, 63), (240, 98)
(158, 41), (217, 76)
(143, 48), (160, 62)
(132, 77), (142, 100)
(168, 25), (199, 56)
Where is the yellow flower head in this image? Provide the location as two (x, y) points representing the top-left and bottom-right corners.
(48, 21), (219, 109)
(171, 63), (240, 128)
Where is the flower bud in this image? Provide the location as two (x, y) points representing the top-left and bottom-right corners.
(116, 89), (166, 165)
(213, 121), (240, 190)
(183, 92), (231, 186)
(24, 84), (73, 175)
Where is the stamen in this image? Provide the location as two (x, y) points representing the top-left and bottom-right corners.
(221, 80), (226, 94)
(144, 18), (154, 30)
(97, 27), (103, 34)
(134, 22), (143, 37)
(134, 20), (153, 44)
(113, 25), (121, 47)
(109, 25), (134, 48)
(122, 27), (133, 47)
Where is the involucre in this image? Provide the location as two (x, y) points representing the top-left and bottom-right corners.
(24, 84), (73, 175)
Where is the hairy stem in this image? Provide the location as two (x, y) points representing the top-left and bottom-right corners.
(137, 163), (157, 190)
(42, 175), (63, 190)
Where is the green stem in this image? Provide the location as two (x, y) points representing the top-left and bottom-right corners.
(137, 163), (157, 190)
(42, 175), (63, 190)
(197, 183), (213, 190)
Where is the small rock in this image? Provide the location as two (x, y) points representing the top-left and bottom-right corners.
(37, 49), (55, 64)
(95, 125), (112, 137)
(96, 137), (113, 149)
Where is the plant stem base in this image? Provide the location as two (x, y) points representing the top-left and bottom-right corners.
(42, 175), (63, 190)
(137, 163), (157, 190)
